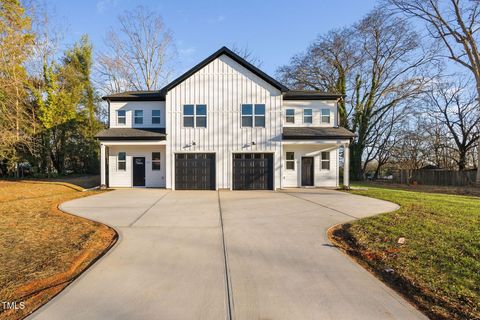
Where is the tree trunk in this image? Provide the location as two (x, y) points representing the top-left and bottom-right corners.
(476, 84), (480, 184)
(350, 142), (365, 180)
(373, 165), (381, 180)
(458, 150), (467, 171)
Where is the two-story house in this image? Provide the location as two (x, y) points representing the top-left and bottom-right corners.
(96, 47), (354, 190)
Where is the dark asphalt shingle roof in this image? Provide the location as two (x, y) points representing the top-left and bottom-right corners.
(283, 127), (355, 140)
(101, 47), (341, 102)
(95, 128), (167, 141)
(102, 91), (166, 101)
(283, 90), (343, 100)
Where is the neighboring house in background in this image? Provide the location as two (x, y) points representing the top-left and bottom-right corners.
(96, 47), (354, 190)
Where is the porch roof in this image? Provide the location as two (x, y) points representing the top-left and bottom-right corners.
(95, 128), (167, 141)
(282, 127), (355, 140)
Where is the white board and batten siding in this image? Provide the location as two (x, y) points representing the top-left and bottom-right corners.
(109, 101), (166, 128)
(108, 145), (166, 188)
(282, 145), (339, 187)
(283, 100), (338, 127)
(165, 55), (283, 190)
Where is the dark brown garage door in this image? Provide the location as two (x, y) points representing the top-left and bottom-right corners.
(175, 153), (215, 190)
(232, 153), (274, 190)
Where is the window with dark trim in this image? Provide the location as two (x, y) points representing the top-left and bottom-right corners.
(303, 109), (313, 124)
(117, 110), (126, 125)
(152, 110), (161, 124)
(152, 152), (161, 170)
(183, 104), (207, 127)
(118, 152), (126, 171)
(254, 104), (265, 127)
(321, 109), (330, 124)
(321, 151), (330, 170)
(241, 104), (265, 127)
(195, 105), (207, 127)
(183, 105), (194, 127)
(286, 109), (295, 123)
(286, 152), (295, 170)
(134, 110), (143, 125)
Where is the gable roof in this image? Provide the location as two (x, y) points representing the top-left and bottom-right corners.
(160, 46), (289, 93)
(101, 46), (343, 102)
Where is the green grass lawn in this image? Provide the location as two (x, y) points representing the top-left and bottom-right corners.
(330, 184), (480, 320)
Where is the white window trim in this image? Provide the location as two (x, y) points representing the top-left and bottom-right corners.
(117, 152), (126, 171)
(195, 105), (207, 128)
(285, 109), (295, 124)
(321, 151), (330, 171)
(152, 110), (161, 124)
(183, 104), (207, 128)
(134, 110), (143, 125)
(152, 152), (161, 170)
(321, 109), (331, 124)
(286, 152), (295, 170)
(117, 110), (126, 126)
(303, 109), (313, 124)
(241, 104), (265, 128)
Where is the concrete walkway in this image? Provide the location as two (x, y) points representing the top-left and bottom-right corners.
(31, 189), (426, 320)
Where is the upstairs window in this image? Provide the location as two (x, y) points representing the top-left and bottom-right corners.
(321, 109), (330, 124)
(196, 104), (207, 128)
(152, 152), (161, 170)
(183, 104), (207, 128)
(183, 105), (194, 127)
(303, 109), (313, 124)
(117, 110), (126, 125)
(118, 152), (126, 171)
(152, 110), (161, 124)
(134, 110), (143, 125)
(286, 109), (295, 123)
(241, 104), (265, 127)
(321, 151), (330, 170)
(254, 104), (265, 127)
(286, 152), (295, 170)
(241, 104), (253, 127)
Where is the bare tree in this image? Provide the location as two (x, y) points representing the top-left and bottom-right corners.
(364, 105), (409, 178)
(348, 10), (435, 179)
(391, 124), (430, 170)
(279, 9), (434, 180)
(424, 78), (480, 170)
(386, 0), (480, 181)
(230, 44), (263, 68)
(277, 28), (361, 127)
(96, 6), (176, 93)
(420, 115), (458, 169)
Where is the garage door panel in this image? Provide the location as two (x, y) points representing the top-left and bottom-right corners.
(233, 153), (273, 190)
(175, 153), (215, 190)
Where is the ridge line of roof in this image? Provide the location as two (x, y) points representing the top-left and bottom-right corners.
(102, 46), (342, 101)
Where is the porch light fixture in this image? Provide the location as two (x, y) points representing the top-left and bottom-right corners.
(251, 141), (256, 145)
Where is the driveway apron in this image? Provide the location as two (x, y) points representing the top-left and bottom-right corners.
(31, 189), (227, 320)
(30, 188), (426, 320)
(219, 190), (425, 320)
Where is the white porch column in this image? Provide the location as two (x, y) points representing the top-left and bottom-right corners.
(343, 143), (350, 188)
(100, 143), (106, 188)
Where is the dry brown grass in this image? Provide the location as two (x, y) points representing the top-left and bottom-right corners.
(0, 180), (117, 320)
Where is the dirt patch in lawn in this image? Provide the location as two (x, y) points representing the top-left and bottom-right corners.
(0, 180), (117, 320)
(329, 186), (480, 320)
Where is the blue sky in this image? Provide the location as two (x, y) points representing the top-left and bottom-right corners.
(46, 0), (377, 77)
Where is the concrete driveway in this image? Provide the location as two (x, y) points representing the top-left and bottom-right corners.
(31, 189), (426, 320)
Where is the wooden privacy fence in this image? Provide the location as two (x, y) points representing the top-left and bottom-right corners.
(393, 169), (478, 186)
